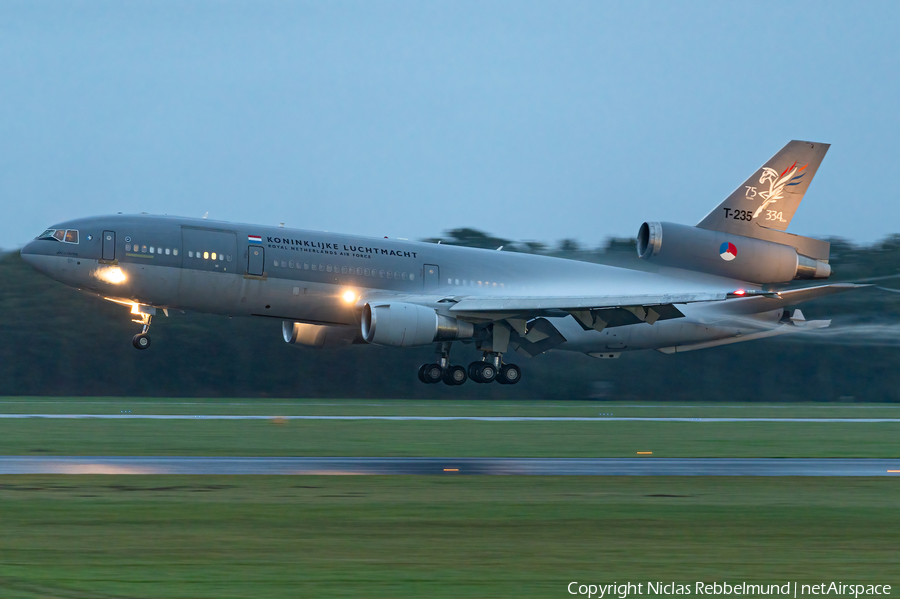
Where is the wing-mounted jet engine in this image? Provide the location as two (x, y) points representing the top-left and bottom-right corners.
(361, 302), (474, 347)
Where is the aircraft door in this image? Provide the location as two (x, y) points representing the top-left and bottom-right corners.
(424, 264), (440, 290)
(102, 231), (116, 261)
(248, 246), (265, 276)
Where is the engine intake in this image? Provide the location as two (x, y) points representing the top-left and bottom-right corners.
(361, 302), (474, 347)
(637, 221), (831, 283)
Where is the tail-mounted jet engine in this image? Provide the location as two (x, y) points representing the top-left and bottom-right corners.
(637, 222), (831, 284)
(361, 302), (475, 347)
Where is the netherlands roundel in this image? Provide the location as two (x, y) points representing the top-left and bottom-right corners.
(719, 242), (738, 261)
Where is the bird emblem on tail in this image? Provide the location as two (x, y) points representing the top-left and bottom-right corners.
(750, 162), (808, 219)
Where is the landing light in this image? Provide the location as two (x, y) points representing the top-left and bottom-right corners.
(342, 290), (357, 304)
(733, 289), (746, 296)
(94, 266), (127, 285)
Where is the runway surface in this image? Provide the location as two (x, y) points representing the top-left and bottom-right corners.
(1, 456), (898, 475)
(2, 414), (900, 422)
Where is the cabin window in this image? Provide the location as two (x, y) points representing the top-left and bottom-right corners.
(341, 266), (347, 274)
(165, 248), (170, 255)
(173, 249), (179, 256)
(280, 260), (286, 268)
(289, 260), (294, 268)
(357, 267), (362, 275)
(379, 270), (385, 278)
(211, 252), (217, 260)
(126, 244), (132, 252)
(226, 254), (231, 262)
(387, 271), (392, 279)
(188, 251), (193, 258)
(142, 245), (148, 253)
(409, 273), (415, 281)
(393, 271), (399, 279)
(364, 268), (370, 276)
(326, 265), (333, 273)
(304, 263), (309, 270)
(150, 246), (155, 254)
(319, 263), (324, 271)
(311, 264), (317, 271)
(273, 260), (278, 267)
(401, 272), (407, 280)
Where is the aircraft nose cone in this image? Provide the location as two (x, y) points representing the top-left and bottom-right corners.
(20, 241), (47, 272)
(21, 241), (38, 262)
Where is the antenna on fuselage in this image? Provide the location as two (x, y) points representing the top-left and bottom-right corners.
(202, 212), (208, 219)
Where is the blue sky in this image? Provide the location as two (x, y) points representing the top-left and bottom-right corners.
(1, 1), (898, 250)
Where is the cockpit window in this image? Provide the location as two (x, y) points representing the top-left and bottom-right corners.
(37, 229), (79, 244)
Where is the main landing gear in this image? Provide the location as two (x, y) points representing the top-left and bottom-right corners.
(418, 343), (521, 386)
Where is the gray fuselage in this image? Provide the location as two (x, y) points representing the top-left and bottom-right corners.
(20, 214), (782, 355)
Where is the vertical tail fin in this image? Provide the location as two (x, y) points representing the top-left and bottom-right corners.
(696, 140), (830, 236)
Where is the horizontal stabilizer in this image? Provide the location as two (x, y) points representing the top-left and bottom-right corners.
(705, 283), (867, 316)
(657, 318), (831, 354)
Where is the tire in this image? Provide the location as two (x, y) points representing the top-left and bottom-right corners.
(417, 364), (429, 383)
(132, 334), (151, 350)
(443, 365), (467, 386)
(477, 362), (497, 384)
(468, 362), (483, 383)
(422, 363), (443, 384)
(499, 363), (521, 385)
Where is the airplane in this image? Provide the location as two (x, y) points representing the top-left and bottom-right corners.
(20, 140), (862, 387)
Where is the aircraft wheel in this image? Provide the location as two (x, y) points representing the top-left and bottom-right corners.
(499, 363), (521, 385)
(422, 363), (443, 384)
(443, 365), (467, 386)
(132, 334), (151, 350)
(468, 362), (483, 383)
(417, 364), (429, 383)
(474, 362), (497, 384)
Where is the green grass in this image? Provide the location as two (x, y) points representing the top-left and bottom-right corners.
(1, 419), (899, 457)
(1, 398), (899, 458)
(2, 397), (900, 417)
(0, 476), (896, 598)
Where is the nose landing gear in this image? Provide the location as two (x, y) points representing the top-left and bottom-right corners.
(131, 309), (153, 350)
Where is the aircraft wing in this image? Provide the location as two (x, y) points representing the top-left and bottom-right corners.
(445, 290), (750, 333)
(448, 291), (730, 313)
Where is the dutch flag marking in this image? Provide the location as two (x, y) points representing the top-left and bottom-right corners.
(248, 235), (262, 245)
